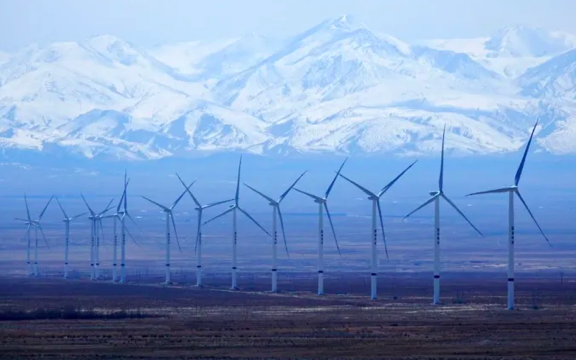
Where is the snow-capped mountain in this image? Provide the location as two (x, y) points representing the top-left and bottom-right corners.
(425, 25), (576, 77)
(1, 16), (576, 161)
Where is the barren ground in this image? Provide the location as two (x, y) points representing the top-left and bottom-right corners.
(1, 271), (575, 360)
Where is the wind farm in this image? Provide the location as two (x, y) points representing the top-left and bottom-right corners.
(1, 131), (575, 360)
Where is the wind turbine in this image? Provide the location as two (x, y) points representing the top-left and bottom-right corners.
(100, 179), (131, 282)
(204, 155), (271, 290)
(16, 195), (53, 277)
(141, 179), (193, 285)
(118, 171), (140, 283)
(467, 119), (550, 310)
(339, 160), (418, 299)
(244, 171), (307, 292)
(294, 158), (347, 296)
(55, 197), (86, 279)
(404, 126), (483, 305)
(81, 195), (114, 280)
(176, 174), (233, 287)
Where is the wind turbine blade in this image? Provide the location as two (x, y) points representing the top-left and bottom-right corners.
(339, 173), (375, 198)
(80, 193), (95, 216)
(441, 194), (483, 236)
(324, 203), (341, 257)
(325, 158), (347, 198)
(376, 200), (389, 261)
(515, 119), (539, 186)
(38, 195), (54, 221)
(38, 224), (50, 250)
(24, 194), (32, 221)
(117, 178), (130, 212)
(141, 196), (169, 211)
(71, 212), (88, 221)
(15, 218), (31, 223)
(244, 183), (276, 204)
(55, 197), (68, 219)
(235, 155), (242, 205)
(24, 224), (31, 238)
(176, 173), (201, 208)
(293, 188), (323, 202)
(123, 171), (128, 211)
(171, 180), (195, 209)
(170, 213), (183, 254)
(99, 198), (115, 216)
(125, 213), (142, 233)
(466, 187), (511, 196)
(203, 199), (234, 209)
(515, 190), (551, 247)
(203, 207), (234, 226)
(238, 206), (271, 236)
(439, 125), (446, 192)
(378, 160), (418, 197)
(278, 170), (307, 203)
(404, 194), (439, 219)
(98, 219), (105, 244)
(277, 205), (289, 258)
(124, 225), (140, 248)
(195, 212), (202, 254)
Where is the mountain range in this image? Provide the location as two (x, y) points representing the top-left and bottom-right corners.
(1, 15), (576, 161)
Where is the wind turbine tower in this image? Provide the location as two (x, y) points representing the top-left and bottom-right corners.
(16, 195), (53, 277)
(55, 197), (86, 279)
(81, 195), (114, 280)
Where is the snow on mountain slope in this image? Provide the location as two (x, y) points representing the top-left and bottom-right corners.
(148, 33), (283, 79)
(161, 100), (268, 152)
(424, 26), (576, 78)
(0, 36), (208, 122)
(0, 51), (9, 66)
(2, 16), (576, 160)
(27, 99), (270, 160)
(485, 26), (576, 58)
(215, 15), (500, 122)
(517, 48), (576, 100)
(149, 38), (237, 76)
(536, 102), (576, 154)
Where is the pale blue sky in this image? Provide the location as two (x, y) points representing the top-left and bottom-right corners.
(1, 0), (575, 51)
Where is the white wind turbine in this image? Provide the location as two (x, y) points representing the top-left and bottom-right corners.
(81, 195), (114, 280)
(104, 178), (137, 283)
(339, 160), (418, 299)
(141, 179), (193, 285)
(404, 126), (483, 305)
(16, 195), (54, 277)
(176, 174), (233, 287)
(55, 197), (86, 279)
(118, 171), (140, 283)
(294, 158), (347, 296)
(244, 171), (307, 293)
(467, 119), (550, 310)
(204, 155), (271, 290)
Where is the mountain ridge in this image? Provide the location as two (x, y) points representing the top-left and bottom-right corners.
(1, 16), (576, 162)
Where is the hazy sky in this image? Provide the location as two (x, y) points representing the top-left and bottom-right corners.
(1, 0), (576, 51)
